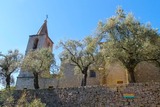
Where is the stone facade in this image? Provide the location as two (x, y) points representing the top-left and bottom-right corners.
(135, 61), (160, 82)
(57, 62), (100, 88)
(50, 61), (129, 88)
(100, 62), (128, 86)
(6, 82), (160, 107)
(16, 60), (160, 90)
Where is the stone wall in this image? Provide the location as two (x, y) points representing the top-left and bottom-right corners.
(11, 82), (160, 107)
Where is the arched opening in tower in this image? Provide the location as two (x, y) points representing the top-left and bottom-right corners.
(33, 38), (39, 49)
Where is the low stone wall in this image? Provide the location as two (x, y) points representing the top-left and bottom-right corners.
(10, 82), (160, 107)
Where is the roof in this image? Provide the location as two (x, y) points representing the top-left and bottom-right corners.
(37, 20), (48, 37)
(36, 20), (54, 44)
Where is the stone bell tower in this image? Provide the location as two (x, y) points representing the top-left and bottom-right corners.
(16, 20), (53, 89)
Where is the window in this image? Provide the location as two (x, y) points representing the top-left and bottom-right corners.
(89, 70), (96, 77)
(33, 38), (39, 49)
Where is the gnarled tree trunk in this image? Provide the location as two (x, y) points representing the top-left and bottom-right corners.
(125, 59), (138, 83)
(6, 74), (11, 89)
(33, 72), (39, 89)
(127, 67), (136, 83)
(127, 64), (136, 83)
(81, 73), (88, 86)
(81, 66), (88, 86)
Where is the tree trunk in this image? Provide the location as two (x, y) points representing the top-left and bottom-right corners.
(125, 59), (137, 83)
(81, 71), (87, 86)
(128, 68), (136, 83)
(6, 74), (11, 89)
(33, 72), (39, 89)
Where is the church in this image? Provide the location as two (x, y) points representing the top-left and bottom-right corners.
(15, 20), (129, 89)
(16, 20), (160, 90)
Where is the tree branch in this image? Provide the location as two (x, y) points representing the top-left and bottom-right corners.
(9, 67), (18, 75)
(71, 57), (82, 71)
(61, 42), (75, 57)
(61, 42), (84, 71)
(86, 52), (95, 64)
(79, 57), (84, 67)
(0, 72), (5, 77)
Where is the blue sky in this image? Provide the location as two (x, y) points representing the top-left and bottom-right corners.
(0, 0), (160, 88)
(0, 0), (160, 62)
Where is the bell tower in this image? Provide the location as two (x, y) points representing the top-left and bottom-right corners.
(25, 20), (53, 54)
(16, 20), (53, 89)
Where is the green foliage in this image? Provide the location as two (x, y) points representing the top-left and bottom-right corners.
(59, 36), (101, 73)
(29, 98), (46, 107)
(22, 48), (55, 77)
(0, 49), (23, 88)
(16, 91), (46, 107)
(97, 7), (160, 82)
(0, 89), (12, 103)
(0, 89), (14, 107)
(2, 96), (14, 107)
(16, 91), (29, 107)
(58, 36), (102, 86)
(22, 48), (55, 89)
(0, 90), (46, 107)
(0, 49), (23, 75)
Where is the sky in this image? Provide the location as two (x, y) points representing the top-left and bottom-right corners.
(0, 0), (160, 88)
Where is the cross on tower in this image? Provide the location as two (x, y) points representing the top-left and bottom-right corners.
(46, 15), (48, 21)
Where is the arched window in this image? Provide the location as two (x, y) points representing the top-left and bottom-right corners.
(33, 38), (39, 49)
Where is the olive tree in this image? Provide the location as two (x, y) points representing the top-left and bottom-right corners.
(97, 7), (160, 82)
(59, 36), (102, 86)
(0, 50), (22, 89)
(22, 48), (55, 89)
